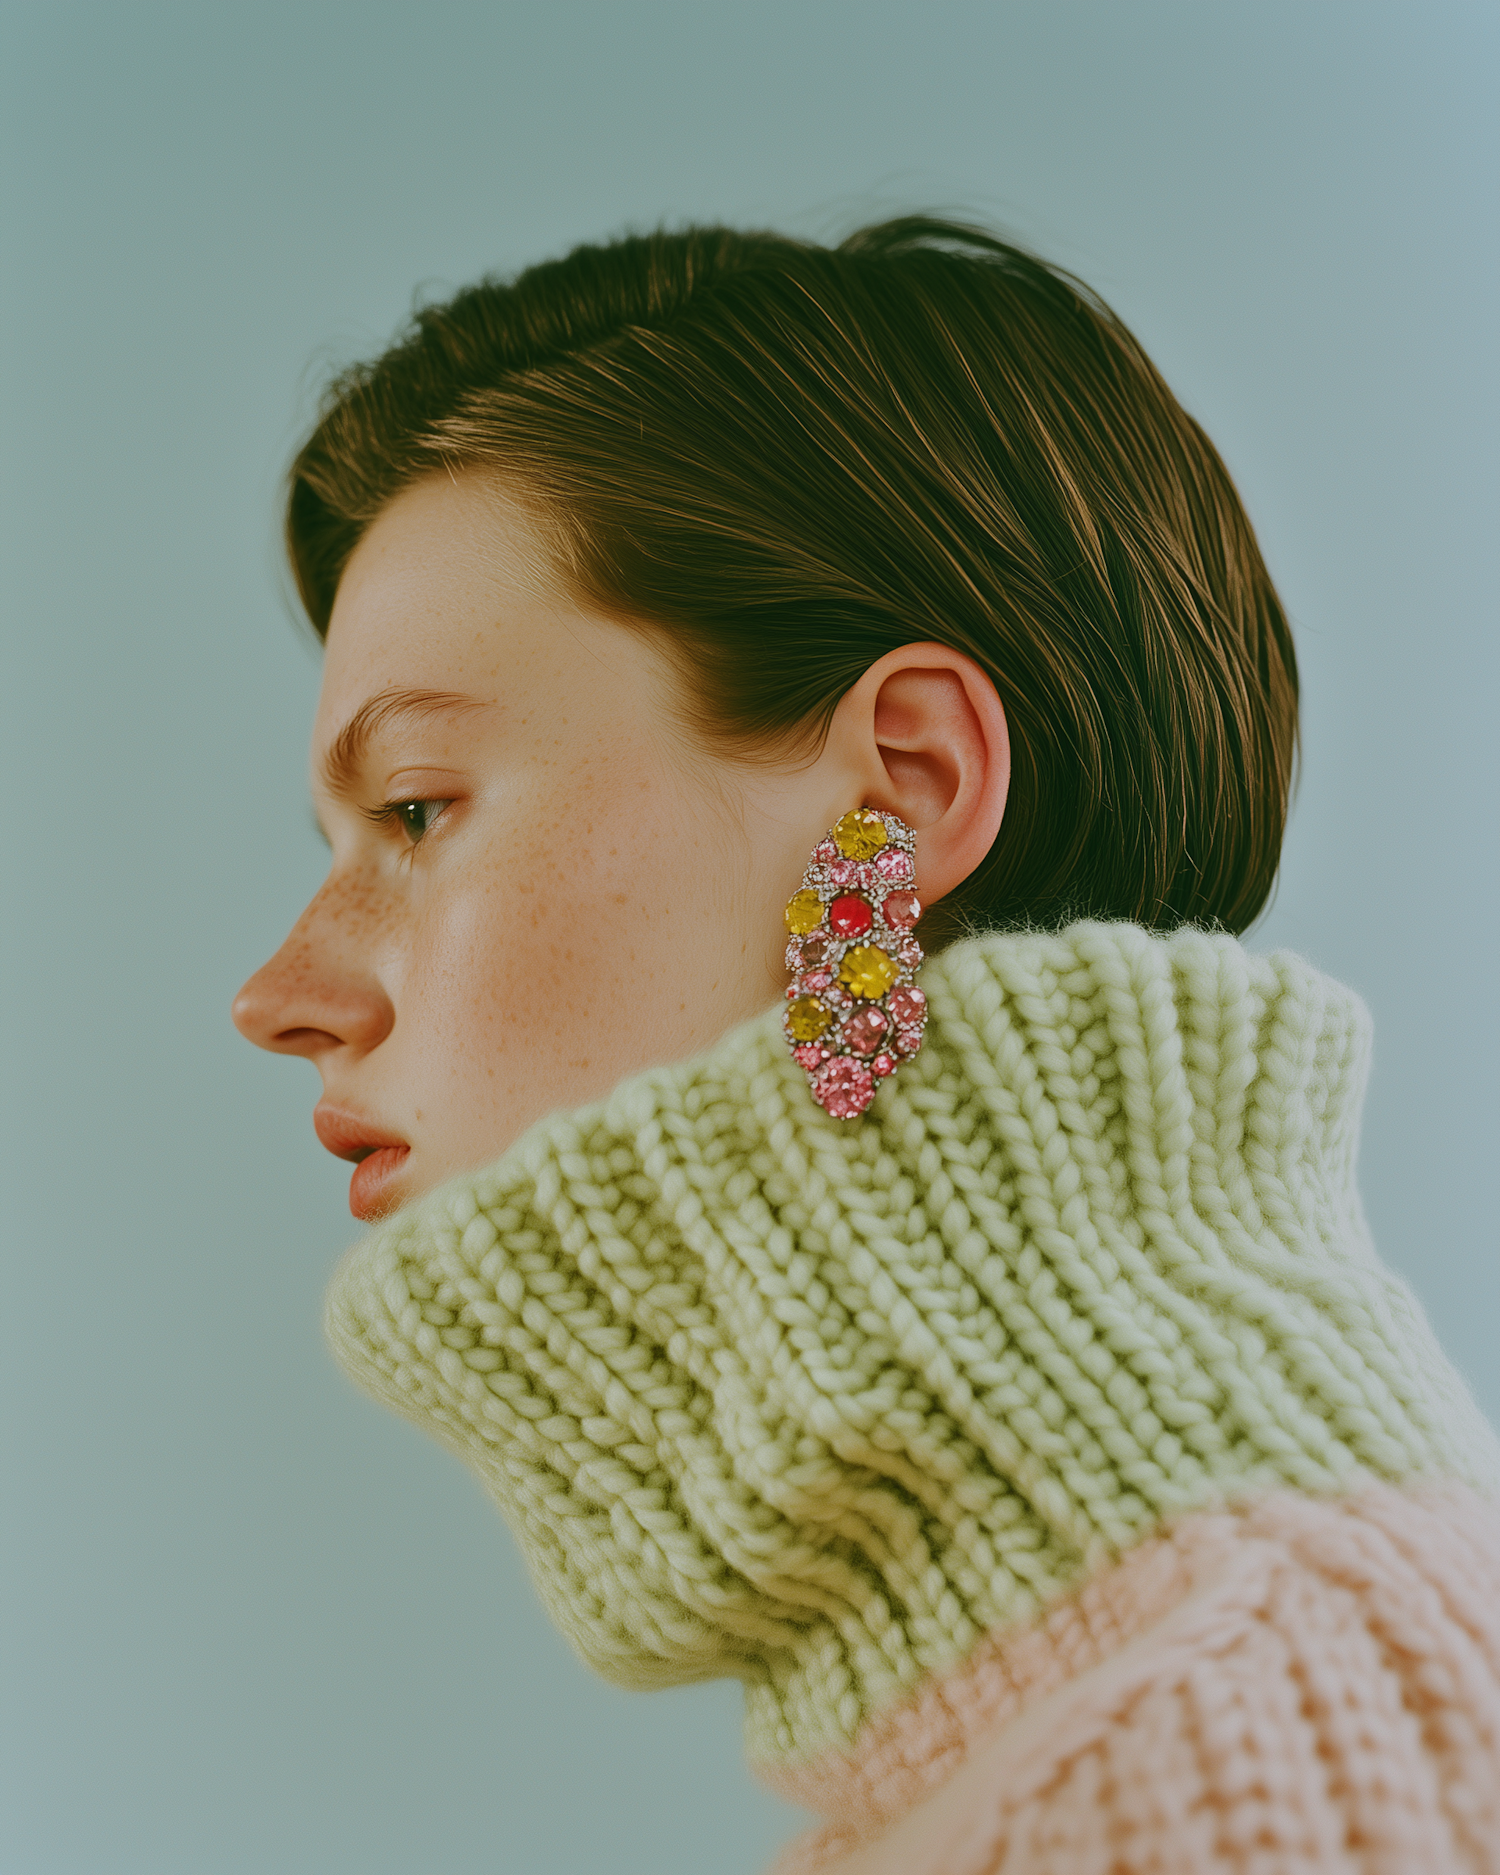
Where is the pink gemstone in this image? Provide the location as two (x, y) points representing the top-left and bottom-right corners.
(792, 1042), (824, 1071)
(829, 894), (874, 938)
(894, 1025), (924, 1056)
(875, 848), (913, 883)
(812, 1056), (876, 1118)
(897, 936), (923, 967)
(828, 858), (859, 887)
(843, 1004), (889, 1055)
(786, 984), (797, 999)
(871, 1053), (896, 1077)
(889, 984), (927, 1027)
(800, 969), (832, 993)
(882, 890), (921, 932)
(813, 839), (837, 862)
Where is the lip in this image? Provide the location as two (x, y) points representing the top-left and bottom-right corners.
(314, 1102), (412, 1222)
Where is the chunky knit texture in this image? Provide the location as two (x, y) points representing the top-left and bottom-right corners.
(324, 921), (1499, 1783)
(766, 1482), (1500, 1873)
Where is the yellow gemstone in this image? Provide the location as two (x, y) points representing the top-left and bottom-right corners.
(786, 995), (832, 1042)
(838, 944), (898, 999)
(784, 888), (826, 936)
(833, 808), (889, 861)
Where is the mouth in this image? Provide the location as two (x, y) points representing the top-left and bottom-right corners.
(314, 1103), (412, 1222)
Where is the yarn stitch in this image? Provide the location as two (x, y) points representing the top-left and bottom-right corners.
(324, 920), (1499, 1777)
(765, 1481), (1500, 1872)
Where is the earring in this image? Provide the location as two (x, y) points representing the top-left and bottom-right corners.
(782, 807), (927, 1117)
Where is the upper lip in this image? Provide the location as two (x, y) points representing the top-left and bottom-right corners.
(313, 1102), (409, 1165)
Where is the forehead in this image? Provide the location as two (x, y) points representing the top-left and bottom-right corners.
(317, 473), (563, 731)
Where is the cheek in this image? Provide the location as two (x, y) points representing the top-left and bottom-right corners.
(399, 756), (758, 1091)
(396, 769), (664, 1064)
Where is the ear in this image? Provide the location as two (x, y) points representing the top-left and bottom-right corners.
(822, 642), (1010, 906)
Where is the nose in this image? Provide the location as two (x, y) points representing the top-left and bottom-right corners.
(232, 879), (395, 1061)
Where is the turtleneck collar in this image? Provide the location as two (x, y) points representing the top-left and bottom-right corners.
(324, 920), (1498, 1769)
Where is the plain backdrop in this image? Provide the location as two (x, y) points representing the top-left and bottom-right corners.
(3, 4), (1496, 1872)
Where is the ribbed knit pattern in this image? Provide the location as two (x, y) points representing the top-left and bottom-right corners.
(324, 921), (1498, 1772)
(765, 1482), (1500, 1873)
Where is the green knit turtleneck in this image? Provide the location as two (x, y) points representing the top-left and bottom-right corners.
(324, 921), (1498, 1766)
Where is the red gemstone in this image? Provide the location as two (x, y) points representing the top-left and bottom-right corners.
(829, 894), (874, 938)
(894, 1025), (924, 1056)
(843, 1005), (889, 1055)
(882, 890), (921, 932)
(812, 1056), (876, 1118)
(792, 1043), (824, 1070)
(871, 1052), (896, 1077)
(800, 969), (832, 993)
(890, 984), (927, 1027)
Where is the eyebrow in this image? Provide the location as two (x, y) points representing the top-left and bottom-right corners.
(318, 687), (490, 800)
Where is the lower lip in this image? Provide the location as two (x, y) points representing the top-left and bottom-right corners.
(348, 1145), (411, 1221)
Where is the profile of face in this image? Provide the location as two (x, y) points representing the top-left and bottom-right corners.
(233, 472), (1009, 1220)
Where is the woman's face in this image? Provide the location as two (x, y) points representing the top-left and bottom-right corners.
(233, 473), (866, 1219)
(235, 471), (1008, 1220)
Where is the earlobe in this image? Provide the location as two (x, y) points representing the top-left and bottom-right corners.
(838, 643), (1010, 907)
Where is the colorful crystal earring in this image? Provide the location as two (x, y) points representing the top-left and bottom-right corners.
(782, 807), (927, 1117)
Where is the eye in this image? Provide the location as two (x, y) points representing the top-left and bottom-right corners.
(366, 798), (454, 845)
(394, 799), (451, 843)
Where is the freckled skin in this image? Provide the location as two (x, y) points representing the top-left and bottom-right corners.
(233, 472), (1010, 1217)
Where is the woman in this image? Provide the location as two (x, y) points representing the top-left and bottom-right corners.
(234, 219), (1500, 1872)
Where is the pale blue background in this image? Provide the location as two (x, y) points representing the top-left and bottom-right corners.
(3, 4), (1496, 1872)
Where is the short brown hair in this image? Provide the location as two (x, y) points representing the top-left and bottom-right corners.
(287, 217), (1298, 940)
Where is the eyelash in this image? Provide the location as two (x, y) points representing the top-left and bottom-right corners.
(363, 798), (453, 846)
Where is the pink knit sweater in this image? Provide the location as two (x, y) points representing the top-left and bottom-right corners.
(765, 1483), (1500, 1873)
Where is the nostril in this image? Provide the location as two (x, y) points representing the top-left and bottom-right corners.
(273, 1024), (342, 1051)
